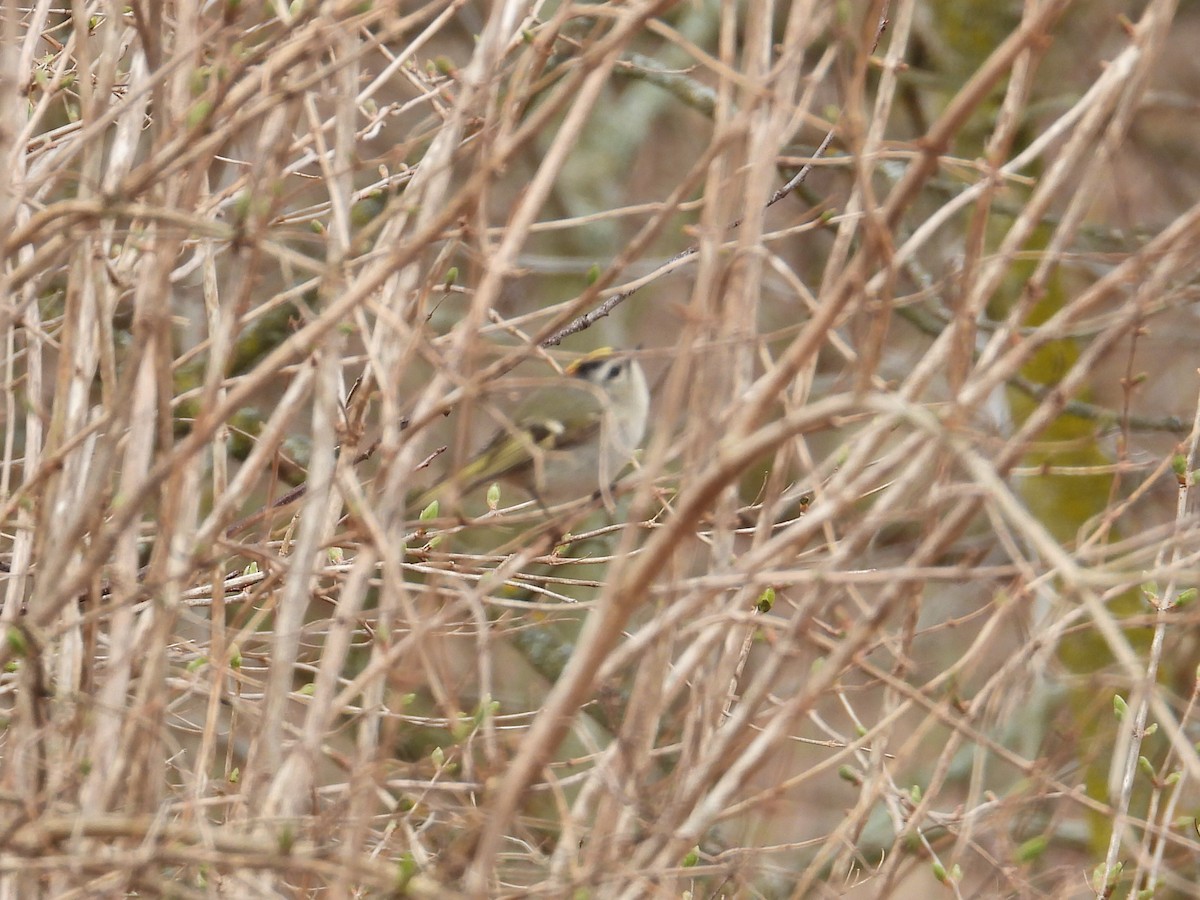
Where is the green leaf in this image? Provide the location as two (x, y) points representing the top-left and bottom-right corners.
(186, 98), (212, 129)
(1014, 835), (1047, 862)
(395, 853), (419, 889)
(5, 627), (27, 657)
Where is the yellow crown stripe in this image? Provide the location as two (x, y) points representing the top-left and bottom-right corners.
(564, 346), (615, 375)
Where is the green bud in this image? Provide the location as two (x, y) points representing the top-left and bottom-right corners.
(1171, 453), (1190, 482)
(189, 66), (209, 96)
(450, 714), (472, 741)
(1113, 694), (1128, 720)
(754, 587), (775, 613)
(1091, 861), (1122, 892)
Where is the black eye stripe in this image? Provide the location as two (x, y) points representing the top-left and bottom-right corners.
(575, 358), (624, 380)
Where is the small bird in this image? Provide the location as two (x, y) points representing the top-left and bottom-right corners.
(412, 348), (649, 513)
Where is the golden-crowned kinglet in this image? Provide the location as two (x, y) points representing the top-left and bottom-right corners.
(412, 349), (649, 512)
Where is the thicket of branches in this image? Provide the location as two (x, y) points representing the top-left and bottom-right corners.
(5, 0), (1200, 897)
